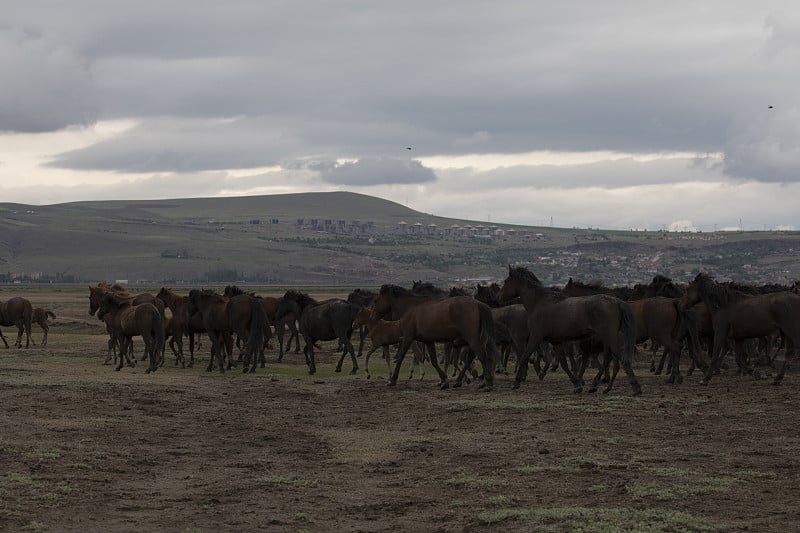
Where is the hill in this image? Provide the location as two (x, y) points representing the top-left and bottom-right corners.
(1, 191), (799, 286)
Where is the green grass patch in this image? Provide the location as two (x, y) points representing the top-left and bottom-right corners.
(625, 476), (733, 501)
(446, 468), (508, 489)
(515, 464), (581, 474)
(478, 506), (724, 531)
(22, 522), (48, 532)
(22, 448), (62, 460)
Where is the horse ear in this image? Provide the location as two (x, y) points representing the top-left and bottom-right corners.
(507, 264), (512, 273)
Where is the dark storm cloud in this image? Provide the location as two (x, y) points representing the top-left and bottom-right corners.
(3, 1), (800, 185)
(0, 28), (99, 132)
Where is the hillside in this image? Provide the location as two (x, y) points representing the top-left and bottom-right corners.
(1, 191), (799, 286)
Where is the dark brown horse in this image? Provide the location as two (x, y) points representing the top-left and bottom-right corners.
(0, 296), (33, 349)
(31, 307), (56, 346)
(188, 289), (269, 373)
(275, 291), (361, 375)
(157, 287), (208, 368)
(89, 283), (167, 362)
(223, 286), (299, 362)
(680, 273), (800, 385)
(98, 293), (165, 373)
(497, 266), (641, 395)
(371, 284), (496, 390)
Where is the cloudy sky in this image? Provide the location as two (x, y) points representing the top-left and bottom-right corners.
(1, 1), (799, 231)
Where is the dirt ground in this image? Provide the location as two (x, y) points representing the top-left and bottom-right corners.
(1, 289), (800, 532)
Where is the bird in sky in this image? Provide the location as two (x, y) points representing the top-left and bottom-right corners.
(406, 147), (412, 150)
(768, 105), (774, 109)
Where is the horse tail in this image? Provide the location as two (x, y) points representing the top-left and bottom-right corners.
(152, 308), (165, 369)
(248, 298), (268, 362)
(478, 302), (496, 384)
(674, 299), (705, 369)
(618, 301), (636, 366)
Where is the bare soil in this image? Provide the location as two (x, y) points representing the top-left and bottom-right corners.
(1, 290), (799, 532)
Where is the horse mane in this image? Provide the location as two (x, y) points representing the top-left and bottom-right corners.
(692, 273), (735, 309)
(569, 279), (608, 291)
(507, 266), (543, 288)
(224, 285), (255, 297)
(449, 286), (472, 297)
(283, 290), (317, 306)
(411, 281), (447, 296)
(508, 266), (564, 302)
(722, 280), (759, 296)
(347, 288), (377, 305)
(103, 291), (132, 308)
(379, 284), (412, 297)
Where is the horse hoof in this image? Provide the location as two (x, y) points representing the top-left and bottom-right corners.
(334, 367), (342, 373)
(480, 385), (493, 392)
(452, 381), (462, 388)
(511, 382), (521, 390)
(387, 380), (396, 387)
(588, 386), (597, 393)
(772, 378), (782, 386)
(573, 387), (583, 394)
(350, 368), (358, 375)
(439, 381), (449, 390)
(632, 386), (643, 396)
(366, 374), (371, 380)
(602, 387), (612, 394)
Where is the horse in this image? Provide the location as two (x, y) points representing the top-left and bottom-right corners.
(351, 305), (427, 380)
(275, 291), (360, 375)
(223, 286), (299, 362)
(156, 287), (205, 367)
(89, 283), (167, 362)
(680, 272), (800, 385)
(347, 288), (380, 357)
(497, 266), (641, 396)
(98, 293), (165, 373)
(31, 308), (56, 346)
(188, 289), (269, 373)
(0, 296), (33, 349)
(626, 297), (704, 385)
(371, 284), (496, 390)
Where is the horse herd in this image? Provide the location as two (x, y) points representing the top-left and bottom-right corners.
(3, 267), (800, 396)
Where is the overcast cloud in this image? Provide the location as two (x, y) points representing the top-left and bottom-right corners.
(1, 1), (799, 230)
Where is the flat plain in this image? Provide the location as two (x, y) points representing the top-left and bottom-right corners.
(1, 288), (799, 532)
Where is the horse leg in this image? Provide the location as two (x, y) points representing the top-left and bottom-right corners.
(358, 325), (367, 358)
(701, 333), (728, 385)
(275, 323), (285, 362)
(773, 339), (795, 385)
(619, 353), (642, 396)
(187, 332), (195, 368)
(602, 358), (622, 394)
(305, 336), (317, 375)
(347, 339), (358, 375)
(14, 324), (23, 348)
(430, 343), (450, 390)
(454, 347), (477, 389)
(0, 329), (9, 349)
(513, 337), (542, 389)
(558, 350), (583, 394)
(389, 338), (415, 387)
(363, 344), (378, 379)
